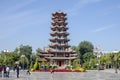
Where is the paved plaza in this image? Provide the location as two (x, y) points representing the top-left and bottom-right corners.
(0, 69), (120, 80)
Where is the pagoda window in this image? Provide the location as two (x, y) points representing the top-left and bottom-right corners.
(58, 23), (61, 26)
(58, 36), (61, 38)
(59, 47), (62, 50)
(64, 60), (69, 65)
(55, 53), (57, 57)
(65, 54), (69, 57)
(63, 53), (65, 57)
(66, 60), (69, 65)
(58, 41), (61, 44)
(58, 29), (61, 32)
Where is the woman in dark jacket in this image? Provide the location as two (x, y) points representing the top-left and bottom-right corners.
(16, 65), (19, 78)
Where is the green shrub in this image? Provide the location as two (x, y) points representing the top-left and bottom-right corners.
(33, 58), (39, 70)
(53, 65), (58, 69)
(72, 59), (79, 69)
(30, 62), (33, 69)
(68, 60), (71, 65)
(65, 65), (71, 70)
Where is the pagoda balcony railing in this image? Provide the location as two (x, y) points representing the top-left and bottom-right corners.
(50, 49), (74, 52)
(39, 54), (54, 57)
(51, 31), (66, 33)
(51, 31), (69, 34)
(50, 32), (69, 36)
(51, 43), (68, 45)
(52, 17), (67, 21)
(50, 43), (68, 46)
(52, 50), (70, 52)
(51, 36), (67, 39)
(50, 37), (68, 40)
(53, 20), (65, 23)
(50, 38), (70, 42)
(51, 27), (68, 31)
(49, 45), (70, 48)
(51, 25), (65, 28)
(70, 54), (77, 57)
(51, 22), (68, 26)
(45, 57), (77, 59)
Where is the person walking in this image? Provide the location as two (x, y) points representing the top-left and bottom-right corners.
(16, 65), (19, 78)
(3, 65), (6, 77)
(26, 69), (30, 75)
(6, 66), (10, 78)
(51, 68), (55, 74)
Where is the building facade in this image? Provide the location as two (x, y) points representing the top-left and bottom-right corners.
(38, 12), (77, 67)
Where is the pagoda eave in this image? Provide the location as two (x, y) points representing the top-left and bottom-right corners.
(50, 32), (69, 36)
(49, 38), (70, 42)
(49, 45), (70, 48)
(52, 12), (67, 17)
(51, 27), (68, 31)
(51, 22), (68, 26)
(52, 18), (67, 21)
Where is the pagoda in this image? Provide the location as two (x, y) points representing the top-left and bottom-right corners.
(38, 12), (77, 67)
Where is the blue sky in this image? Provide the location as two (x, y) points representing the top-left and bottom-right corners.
(0, 0), (120, 52)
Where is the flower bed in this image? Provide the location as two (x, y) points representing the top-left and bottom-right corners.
(55, 69), (72, 72)
(34, 68), (85, 72)
(35, 70), (50, 72)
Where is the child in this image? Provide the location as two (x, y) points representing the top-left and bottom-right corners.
(26, 69), (30, 75)
(51, 68), (54, 74)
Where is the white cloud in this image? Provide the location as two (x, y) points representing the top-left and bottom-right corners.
(67, 0), (102, 16)
(0, 0), (35, 15)
(0, 6), (48, 40)
(92, 25), (114, 33)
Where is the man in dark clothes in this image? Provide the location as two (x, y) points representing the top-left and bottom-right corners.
(16, 65), (19, 78)
(3, 65), (6, 77)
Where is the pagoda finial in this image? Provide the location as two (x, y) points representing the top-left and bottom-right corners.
(58, 10), (61, 13)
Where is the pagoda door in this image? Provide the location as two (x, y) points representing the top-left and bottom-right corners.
(59, 61), (62, 66)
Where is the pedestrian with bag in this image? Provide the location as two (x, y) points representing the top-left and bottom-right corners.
(6, 66), (10, 78)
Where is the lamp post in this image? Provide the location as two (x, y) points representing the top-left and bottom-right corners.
(113, 50), (119, 73)
(3, 49), (9, 66)
(93, 47), (101, 71)
(97, 54), (101, 71)
(21, 55), (25, 70)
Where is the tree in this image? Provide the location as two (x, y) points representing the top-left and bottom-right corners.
(83, 52), (95, 62)
(14, 47), (19, 53)
(72, 59), (79, 69)
(71, 46), (77, 51)
(19, 45), (32, 64)
(0, 50), (20, 66)
(118, 52), (120, 69)
(31, 53), (37, 63)
(71, 46), (80, 61)
(19, 55), (29, 69)
(78, 41), (94, 65)
(36, 48), (42, 54)
(83, 58), (97, 70)
(78, 41), (94, 55)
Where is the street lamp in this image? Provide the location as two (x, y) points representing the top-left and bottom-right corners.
(3, 49), (9, 65)
(93, 47), (102, 71)
(21, 55), (25, 70)
(97, 54), (101, 71)
(113, 50), (119, 73)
